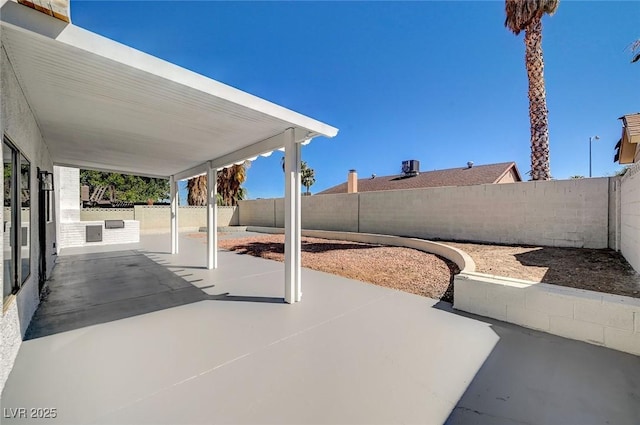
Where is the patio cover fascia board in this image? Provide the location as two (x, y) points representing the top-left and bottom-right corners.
(173, 128), (313, 181)
(53, 162), (170, 180)
(1, 1), (338, 178)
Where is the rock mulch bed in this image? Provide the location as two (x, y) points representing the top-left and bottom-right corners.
(188, 233), (640, 301)
(445, 242), (640, 299)
(205, 234), (459, 302)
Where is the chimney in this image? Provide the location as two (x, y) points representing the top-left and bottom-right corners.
(347, 169), (358, 193)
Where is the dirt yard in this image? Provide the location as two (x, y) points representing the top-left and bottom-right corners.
(445, 242), (640, 298)
(203, 234), (458, 301)
(189, 233), (640, 301)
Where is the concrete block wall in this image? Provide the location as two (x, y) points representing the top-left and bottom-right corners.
(609, 177), (622, 251)
(275, 198), (285, 228)
(360, 179), (610, 248)
(238, 199), (277, 228)
(454, 273), (640, 356)
(620, 162), (640, 273)
(132, 206), (170, 233)
(81, 208), (135, 221)
(59, 220), (140, 248)
(79, 205), (238, 234)
(217, 206), (239, 228)
(239, 179), (611, 248)
(301, 194), (358, 232)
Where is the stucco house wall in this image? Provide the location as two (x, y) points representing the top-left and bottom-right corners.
(1, 46), (57, 392)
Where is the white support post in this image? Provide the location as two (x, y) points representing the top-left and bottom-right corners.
(294, 145), (303, 302)
(170, 175), (179, 254)
(207, 166), (218, 269)
(284, 128), (302, 303)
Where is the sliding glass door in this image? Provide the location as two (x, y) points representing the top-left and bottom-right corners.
(3, 137), (31, 303)
(3, 140), (14, 300)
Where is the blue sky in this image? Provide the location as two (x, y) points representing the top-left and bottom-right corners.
(71, 1), (639, 201)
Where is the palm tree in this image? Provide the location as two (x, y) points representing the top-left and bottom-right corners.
(301, 161), (316, 195)
(505, 0), (559, 181)
(186, 162), (250, 206)
(187, 175), (207, 206)
(216, 162), (249, 206)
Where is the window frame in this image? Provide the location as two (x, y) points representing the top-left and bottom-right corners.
(3, 135), (32, 303)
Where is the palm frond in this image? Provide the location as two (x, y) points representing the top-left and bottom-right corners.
(631, 39), (640, 63)
(505, 0), (559, 35)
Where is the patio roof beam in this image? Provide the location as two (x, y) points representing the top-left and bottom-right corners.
(173, 162), (210, 183)
(209, 128), (315, 171)
(53, 162), (169, 180)
(172, 128), (317, 183)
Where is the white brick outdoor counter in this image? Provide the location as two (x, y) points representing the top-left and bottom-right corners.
(59, 220), (140, 248)
(454, 272), (640, 356)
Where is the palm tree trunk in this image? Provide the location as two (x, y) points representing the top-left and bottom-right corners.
(525, 17), (551, 180)
(187, 175), (207, 206)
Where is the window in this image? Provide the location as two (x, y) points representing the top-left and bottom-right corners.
(4, 139), (14, 300)
(3, 136), (31, 303)
(20, 153), (30, 284)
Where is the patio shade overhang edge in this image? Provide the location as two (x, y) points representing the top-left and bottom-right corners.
(173, 128), (317, 182)
(1, 1), (338, 179)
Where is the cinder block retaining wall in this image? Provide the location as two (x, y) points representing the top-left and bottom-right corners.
(239, 179), (611, 249)
(247, 226), (640, 356)
(454, 273), (640, 356)
(80, 205), (239, 234)
(246, 227), (475, 273)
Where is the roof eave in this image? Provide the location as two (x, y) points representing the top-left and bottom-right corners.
(492, 162), (522, 183)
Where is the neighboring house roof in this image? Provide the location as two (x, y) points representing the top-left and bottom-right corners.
(614, 113), (640, 164)
(317, 162), (522, 195)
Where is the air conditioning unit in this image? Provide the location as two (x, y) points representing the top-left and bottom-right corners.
(402, 160), (420, 176)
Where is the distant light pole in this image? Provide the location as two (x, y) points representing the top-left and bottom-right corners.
(589, 135), (600, 177)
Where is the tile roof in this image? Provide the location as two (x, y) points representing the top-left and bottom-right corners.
(317, 162), (521, 195)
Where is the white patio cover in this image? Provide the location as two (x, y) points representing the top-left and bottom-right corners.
(0, 0), (337, 178)
(1, 0), (338, 303)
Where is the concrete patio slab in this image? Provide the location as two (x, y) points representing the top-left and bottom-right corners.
(2, 233), (639, 424)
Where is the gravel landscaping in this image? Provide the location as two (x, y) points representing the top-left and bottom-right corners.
(188, 233), (640, 301)
(193, 233), (458, 302)
(445, 241), (640, 298)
